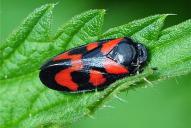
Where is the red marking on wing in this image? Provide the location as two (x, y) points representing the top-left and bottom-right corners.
(86, 42), (98, 51)
(55, 68), (78, 91)
(54, 53), (83, 91)
(89, 70), (106, 86)
(101, 38), (123, 55)
(53, 52), (82, 62)
(54, 52), (83, 69)
(53, 52), (69, 61)
(103, 58), (129, 74)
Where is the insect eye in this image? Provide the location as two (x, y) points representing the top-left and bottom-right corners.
(136, 43), (147, 64)
(107, 42), (136, 66)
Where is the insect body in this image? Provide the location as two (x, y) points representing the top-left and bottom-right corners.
(39, 37), (148, 92)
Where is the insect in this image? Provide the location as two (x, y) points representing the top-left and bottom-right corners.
(39, 37), (148, 92)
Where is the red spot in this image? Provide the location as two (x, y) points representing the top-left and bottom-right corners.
(54, 53), (83, 91)
(86, 42), (98, 51)
(89, 70), (106, 86)
(103, 58), (129, 74)
(53, 52), (69, 61)
(101, 38), (123, 55)
(55, 68), (78, 91)
(54, 53), (83, 69)
(53, 52), (82, 60)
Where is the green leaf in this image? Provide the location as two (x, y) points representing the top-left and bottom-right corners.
(1, 4), (191, 128)
(53, 9), (105, 51)
(149, 19), (191, 78)
(0, 4), (53, 80)
(101, 14), (167, 42)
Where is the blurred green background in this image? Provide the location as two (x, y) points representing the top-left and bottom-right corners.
(1, 0), (191, 128)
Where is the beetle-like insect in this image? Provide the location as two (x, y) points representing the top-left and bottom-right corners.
(39, 37), (147, 92)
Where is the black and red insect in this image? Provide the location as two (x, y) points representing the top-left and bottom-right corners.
(39, 37), (148, 92)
